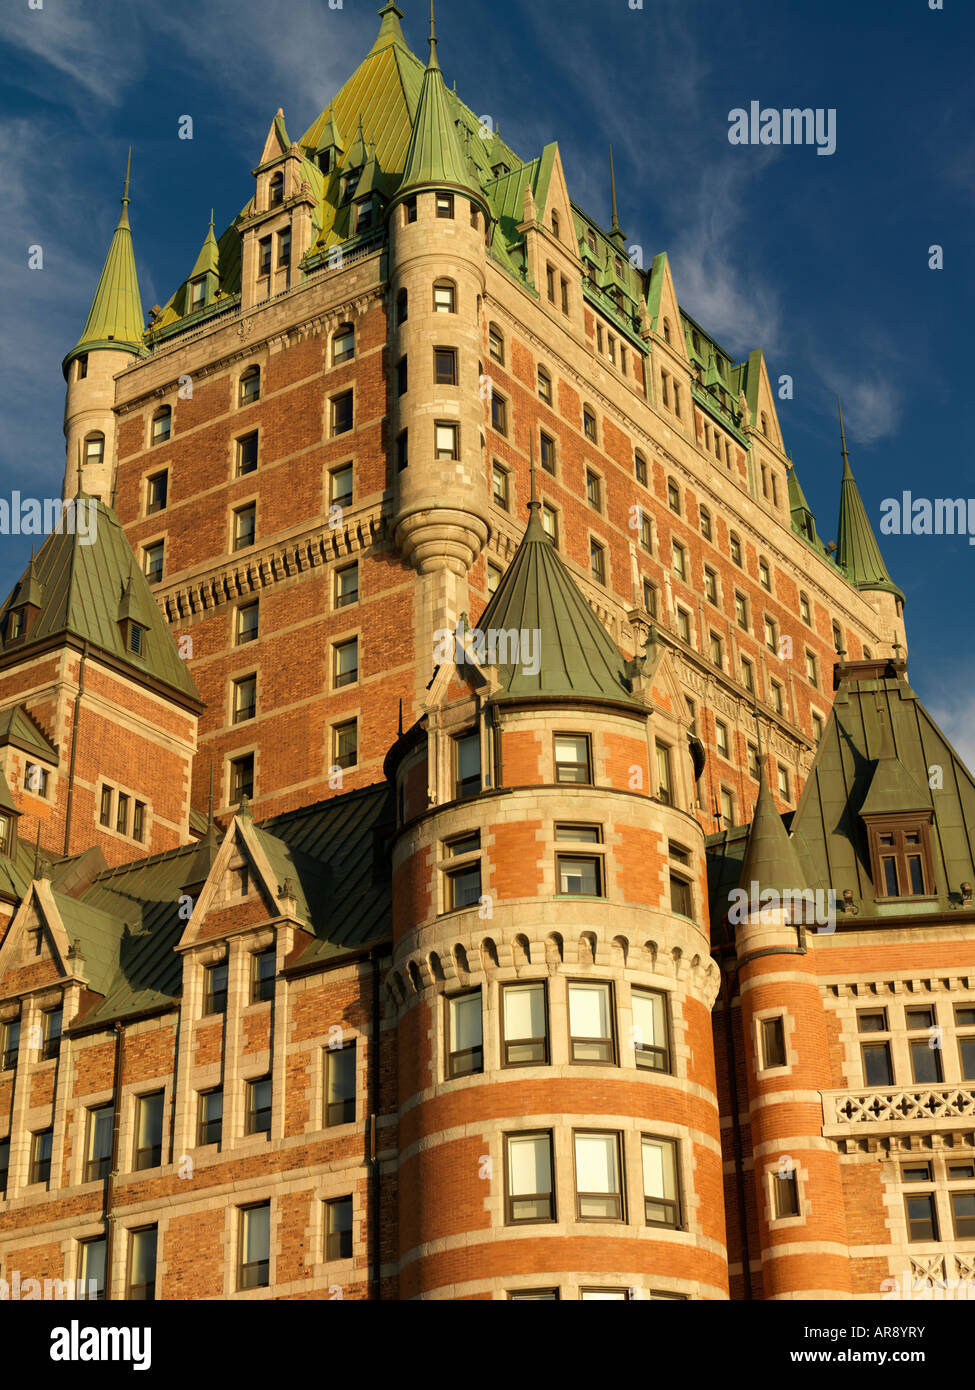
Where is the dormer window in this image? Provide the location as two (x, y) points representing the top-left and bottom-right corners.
(342, 170), (360, 203)
(25, 763), (50, 799)
(318, 149), (331, 174)
(189, 279), (205, 311)
(7, 608), (26, 641)
(269, 172), (284, 206)
(125, 621), (147, 657)
(0, 813), (11, 857)
(355, 196), (374, 233)
(867, 821), (934, 900)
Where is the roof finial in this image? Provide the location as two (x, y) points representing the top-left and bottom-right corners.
(609, 144), (621, 236)
(122, 146), (132, 206)
(428, 0), (440, 67)
(528, 435), (539, 511)
(752, 699), (764, 765)
(838, 396), (852, 477)
(209, 207), (214, 231)
(207, 762), (214, 827)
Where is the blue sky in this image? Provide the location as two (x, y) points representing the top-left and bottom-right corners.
(1, 0), (972, 756)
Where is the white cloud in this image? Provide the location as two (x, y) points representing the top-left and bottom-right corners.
(927, 680), (975, 777)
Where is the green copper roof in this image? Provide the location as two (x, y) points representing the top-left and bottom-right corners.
(787, 460), (821, 547)
(0, 705), (59, 763)
(790, 668), (975, 914)
(393, 19), (483, 204)
(315, 110), (344, 154)
(0, 765), (19, 822)
(64, 157), (145, 374)
(188, 213), (220, 280)
(476, 500), (640, 707)
(738, 772), (806, 902)
(0, 500), (201, 706)
(836, 405), (904, 601)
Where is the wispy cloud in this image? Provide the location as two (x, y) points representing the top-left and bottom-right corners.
(928, 678), (975, 778)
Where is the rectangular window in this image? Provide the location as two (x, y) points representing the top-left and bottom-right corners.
(447, 992), (483, 1077)
(574, 1132), (622, 1220)
(957, 1005), (975, 1081)
(715, 721), (729, 757)
(245, 1076), (272, 1135)
(331, 391), (353, 435)
(771, 681), (784, 715)
(951, 1192), (975, 1240)
(143, 542), (164, 585)
(672, 543), (686, 581)
(404, 196), (417, 224)
(720, 787), (734, 825)
(230, 752), (254, 802)
(238, 1203), (270, 1289)
(435, 347), (457, 385)
(146, 470), (168, 513)
(704, 568), (718, 604)
(250, 948), (275, 1004)
(198, 1088), (222, 1146)
(907, 1008), (943, 1083)
(676, 608), (691, 643)
(589, 538), (605, 584)
(30, 1128), (53, 1185)
(0, 1138), (8, 1197)
(546, 265), (555, 302)
(258, 237), (272, 276)
(506, 1132), (554, 1223)
(568, 981), (614, 1063)
(126, 1226), (157, 1301)
(730, 535), (742, 566)
(115, 791), (130, 835)
(540, 431), (556, 473)
(329, 463), (354, 508)
(396, 429), (408, 470)
(325, 1043), (356, 1125)
(638, 511), (652, 553)
(774, 1169), (800, 1218)
(656, 743), (673, 804)
(747, 744), (760, 779)
(501, 982), (548, 1066)
(761, 1017), (787, 1069)
(560, 277), (569, 314)
(861, 1040), (893, 1086)
(632, 989), (669, 1072)
(759, 559), (771, 591)
(436, 192), (454, 219)
(583, 411), (597, 445)
(279, 229), (292, 267)
(670, 872), (692, 917)
(777, 765), (790, 800)
(642, 1136), (679, 1226)
(799, 594), (811, 624)
(332, 719), (358, 770)
(555, 734), (591, 785)
(585, 469), (601, 509)
(805, 651), (818, 687)
(79, 1237), (107, 1301)
(334, 562), (359, 609)
(41, 1005), (62, 1061)
(132, 800), (146, 843)
(541, 503), (559, 545)
(325, 1195), (354, 1259)
(233, 503), (256, 551)
(741, 657), (755, 694)
(445, 859), (481, 911)
(557, 854), (602, 897)
(85, 1106), (112, 1182)
(333, 637), (358, 688)
(236, 432), (258, 476)
(1, 1018), (19, 1072)
(492, 463), (509, 510)
(232, 673), (257, 724)
(643, 580), (658, 618)
(709, 632), (723, 668)
(435, 421), (458, 460)
(764, 616), (777, 652)
(236, 601), (259, 645)
(488, 326), (504, 364)
(905, 1193), (938, 1242)
(397, 355), (408, 395)
(453, 730), (481, 799)
(203, 961), (228, 1017)
(134, 1091), (164, 1171)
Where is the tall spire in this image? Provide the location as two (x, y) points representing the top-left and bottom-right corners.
(835, 398), (904, 600)
(394, 4), (484, 206)
(528, 436), (539, 511)
(609, 146), (626, 247)
(63, 152), (145, 376)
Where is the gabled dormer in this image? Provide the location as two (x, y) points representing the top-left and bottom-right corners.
(241, 108), (318, 307)
(858, 713), (935, 901)
(314, 109), (344, 176)
(4, 556), (43, 647)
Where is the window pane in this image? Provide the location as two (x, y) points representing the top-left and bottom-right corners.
(508, 1135), (551, 1196)
(569, 982), (610, 1039)
(632, 990), (664, 1049)
(575, 1133), (618, 1193)
(642, 1138), (676, 1201)
(450, 994), (482, 1051)
(503, 984), (545, 1058)
(244, 1204), (270, 1263)
(80, 1239), (106, 1299)
(128, 1227), (157, 1299)
(910, 1038), (943, 1084)
(862, 1042), (893, 1086)
(136, 1092), (164, 1168)
(326, 1045), (356, 1125)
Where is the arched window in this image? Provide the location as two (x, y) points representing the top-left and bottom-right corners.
(537, 365), (552, 404)
(551, 210), (560, 240)
(151, 406), (171, 446)
(84, 432), (105, 466)
(488, 323), (504, 365)
(583, 405), (597, 444)
(662, 317), (671, 344)
(433, 279), (456, 314)
(634, 450), (648, 486)
(396, 288), (408, 325)
(239, 365), (261, 406)
(269, 171), (284, 206)
(332, 322), (355, 366)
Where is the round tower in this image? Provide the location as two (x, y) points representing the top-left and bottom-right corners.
(61, 153), (145, 501)
(732, 774), (853, 1299)
(385, 508), (729, 1301)
(385, 14), (492, 685)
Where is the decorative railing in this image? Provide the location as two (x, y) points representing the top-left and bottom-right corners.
(822, 1083), (975, 1130)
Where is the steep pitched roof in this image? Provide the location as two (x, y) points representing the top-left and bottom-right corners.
(188, 213), (220, 280)
(0, 500), (201, 706)
(63, 156), (144, 375)
(836, 405), (904, 601)
(393, 19), (483, 203)
(738, 773), (806, 902)
(790, 667), (975, 914)
(475, 500), (641, 707)
(0, 705), (58, 762)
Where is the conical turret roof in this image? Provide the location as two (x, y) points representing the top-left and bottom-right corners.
(188, 212), (220, 281)
(476, 497), (641, 707)
(739, 772), (806, 903)
(835, 402), (904, 601)
(63, 154), (145, 375)
(394, 11), (483, 204)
